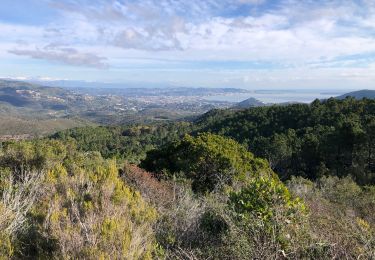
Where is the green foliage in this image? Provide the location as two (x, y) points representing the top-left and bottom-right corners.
(51, 122), (192, 163)
(196, 98), (375, 184)
(200, 210), (229, 236)
(230, 175), (305, 222)
(0, 139), (157, 259)
(287, 176), (375, 258)
(51, 98), (375, 185)
(1, 98), (374, 259)
(142, 133), (270, 192)
(0, 229), (13, 259)
(140, 133), (313, 258)
(227, 174), (308, 257)
(0, 139), (67, 172)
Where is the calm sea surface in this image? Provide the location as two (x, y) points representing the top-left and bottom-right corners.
(204, 89), (348, 104)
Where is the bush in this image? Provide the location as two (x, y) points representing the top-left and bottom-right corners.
(0, 140), (158, 259)
(142, 133), (270, 193)
(230, 175), (305, 222)
(287, 176), (375, 259)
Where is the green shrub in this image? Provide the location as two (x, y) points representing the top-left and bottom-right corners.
(230, 174), (305, 222)
(0, 140), (158, 259)
(142, 133), (270, 193)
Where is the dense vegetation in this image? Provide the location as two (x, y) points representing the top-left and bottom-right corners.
(196, 98), (375, 184)
(0, 140), (158, 259)
(1, 133), (374, 259)
(51, 123), (192, 163)
(141, 133), (271, 193)
(1, 97), (374, 258)
(54, 98), (374, 185)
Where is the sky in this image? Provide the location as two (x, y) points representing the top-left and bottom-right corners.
(1, 0), (375, 89)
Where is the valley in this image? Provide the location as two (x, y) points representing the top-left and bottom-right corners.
(2, 79), (372, 139)
(0, 80), (242, 136)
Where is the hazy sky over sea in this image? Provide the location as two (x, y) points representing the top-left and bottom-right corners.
(1, 0), (375, 89)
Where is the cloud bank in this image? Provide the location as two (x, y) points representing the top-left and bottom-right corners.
(1, 0), (375, 88)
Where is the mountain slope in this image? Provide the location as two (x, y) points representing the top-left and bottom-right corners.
(0, 80), (94, 136)
(0, 115), (93, 137)
(234, 97), (265, 108)
(336, 89), (375, 99)
(0, 79), (73, 109)
(194, 98), (375, 183)
(52, 98), (375, 185)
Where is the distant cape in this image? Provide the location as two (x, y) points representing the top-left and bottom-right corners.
(335, 89), (375, 99)
(234, 97), (265, 108)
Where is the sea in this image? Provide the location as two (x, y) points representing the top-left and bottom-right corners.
(204, 89), (349, 104)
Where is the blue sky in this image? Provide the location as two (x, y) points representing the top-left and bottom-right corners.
(1, 0), (375, 89)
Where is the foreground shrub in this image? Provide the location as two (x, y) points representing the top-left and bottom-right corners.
(1, 136), (373, 259)
(229, 175), (308, 258)
(0, 140), (158, 259)
(24, 159), (157, 259)
(288, 176), (375, 259)
(141, 133), (311, 258)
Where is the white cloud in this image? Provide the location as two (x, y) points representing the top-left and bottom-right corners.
(9, 46), (108, 69)
(1, 0), (375, 88)
(34, 0), (375, 65)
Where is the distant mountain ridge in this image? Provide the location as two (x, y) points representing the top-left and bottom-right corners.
(336, 89), (375, 99)
(0, 79), (74, 110)
(0, 80), (93, 136)
(234, 98), (302, 109)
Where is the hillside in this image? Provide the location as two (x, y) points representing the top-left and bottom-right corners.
(2, 82), (374, 257)
(0, 79), (76, 110)
(0, 115), (93, 138)
(0, 107), (375, 260)
(336, 89), (375, 99)
(234, 97), (265, 108)
(0, 80), (241, 136)
(51, 98), (375, 185)
(0, 80), (95, 136)
(195, 98), (375, 184)
(2, 99), (375, 259)
(0, 80), (187, 136)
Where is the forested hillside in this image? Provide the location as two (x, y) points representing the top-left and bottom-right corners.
(51, 122), (192, 162)
(2, 97), (373, 259)
(195, 97), (375, 184)
(53, 97), (375, 185)
(336, 89), (375, 99)
(2, 0), (375, 258)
